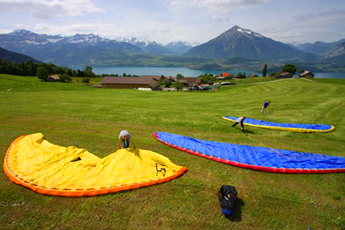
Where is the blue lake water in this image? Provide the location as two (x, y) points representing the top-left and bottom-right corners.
(93, 66), (345, 78)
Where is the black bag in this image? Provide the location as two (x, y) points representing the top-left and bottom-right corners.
(217, 185), (237, 215)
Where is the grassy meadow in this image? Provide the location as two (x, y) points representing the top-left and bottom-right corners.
(0, 74), (344, 230)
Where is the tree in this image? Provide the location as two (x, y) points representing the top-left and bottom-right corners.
(82, 77), (90, 84)
(176, 74), (184, 80)
(172, 81), (184, 91)
(262, 64), (267, 77)
(237, 72), (243, 78)
(36, 67), (49, 81)
(281, 64), (297, 75)
(163, 78), (172, 87)
(199, 74), (215, 84)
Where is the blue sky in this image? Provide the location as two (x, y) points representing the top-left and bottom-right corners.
(0, 0), (344, 45)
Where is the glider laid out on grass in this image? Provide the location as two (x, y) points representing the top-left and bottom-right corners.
(3, 133), (187, 197)
(223, 116), (335, 133)
(154, 132), (345, 174)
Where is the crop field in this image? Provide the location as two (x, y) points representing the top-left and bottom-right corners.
(0, 74), (344, 229)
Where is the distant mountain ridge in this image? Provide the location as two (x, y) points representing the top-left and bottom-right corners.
(165, 41), (194, 55)
(116, 37), (194, 55)
(288, 39), (345, 56)
(115, 37), (177, 55)
(184, 26), (318, 61)
(322, 42), (345, 66)
(0, 29), (145, 66)
(0, 46), (40, 63)
(0, 30), (195, 66)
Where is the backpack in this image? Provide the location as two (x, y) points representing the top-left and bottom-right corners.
(217, 185), (237, 215)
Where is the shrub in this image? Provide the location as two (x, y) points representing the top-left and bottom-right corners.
(82, 78), (90, 84)
(60, 74), (72, 83)
(36, 67), (49, 81)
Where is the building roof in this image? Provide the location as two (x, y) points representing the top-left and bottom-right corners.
(140, 75), (163, 81)
(299, 71), (314, 77)
(280, 72), (292, 76)
(178, 77), (201, 85)
(101, 77), (152, 85)
(220, 72), (232, 77)
(48, 75), (60, 80)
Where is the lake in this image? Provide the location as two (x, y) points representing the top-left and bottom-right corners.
(93, 66), (345, 78)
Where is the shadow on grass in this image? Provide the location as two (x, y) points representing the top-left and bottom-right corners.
(242, 129), (254, 134)
(225, 198), (245, 222)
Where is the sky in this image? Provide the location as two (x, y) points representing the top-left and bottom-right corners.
(0, 0), (344, 45)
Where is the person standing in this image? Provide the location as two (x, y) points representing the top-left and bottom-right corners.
(261, 101), (271, 113)
(118, 130), (136, 149)
(232, 116), (246, 132)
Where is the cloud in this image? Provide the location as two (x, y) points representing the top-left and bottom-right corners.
(261, 7), (345, 43)
(169, 0), (271, 11)
(212, 15), (230, 22)
(0, 0), (104, 19)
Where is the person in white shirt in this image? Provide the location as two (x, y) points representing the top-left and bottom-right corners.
(232, 116), (246, 132)
(118, 130), (136, 149)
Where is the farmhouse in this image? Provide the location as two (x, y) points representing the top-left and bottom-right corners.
(299, 71), (315, 78)
(100, 77), (158, 89)
(178, 77), (201, 87)
(47, 75), (60, 82)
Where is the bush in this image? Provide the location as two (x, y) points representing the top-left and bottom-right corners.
(82, 78), (90, 84)
(36, 67), (49, 81)
(172, 81), (184, 91)
(60, 74), (72, 83)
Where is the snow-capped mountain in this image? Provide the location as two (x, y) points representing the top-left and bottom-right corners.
(60, 33), (111, 44)
(184, 25), (316, 61)
(116, 37), (153, 48)
(0, 30), (143, 66)
(115, 37), (176, 55)
(165, 41), (194, 55)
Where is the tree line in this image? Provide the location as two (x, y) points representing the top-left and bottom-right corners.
(0, 58), (96, 81)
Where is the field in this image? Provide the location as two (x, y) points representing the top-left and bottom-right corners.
(0, 74), (344, 230)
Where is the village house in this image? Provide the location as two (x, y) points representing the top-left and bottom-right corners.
(47, 75), (60, 82)
(220, 72), (232, 78)
(178, 77), (201, 87)
(100, 77), (158, 89)
(299, 71), (315, 78)
(216, 72), (233, 80)
(247, 74), (259, 78)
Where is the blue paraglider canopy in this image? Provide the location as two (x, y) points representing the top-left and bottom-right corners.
(154, 132), (345, 174)
(223, 116), (335, 133)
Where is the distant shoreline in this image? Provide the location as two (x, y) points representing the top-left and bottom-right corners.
(92, 66), (345, 78)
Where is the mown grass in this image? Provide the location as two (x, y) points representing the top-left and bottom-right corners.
(0, 74), (344, 230)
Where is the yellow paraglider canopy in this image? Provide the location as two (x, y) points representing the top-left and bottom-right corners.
(3, 133), (187, 197)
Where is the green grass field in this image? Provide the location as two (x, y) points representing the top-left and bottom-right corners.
(1, 74), (344, 230)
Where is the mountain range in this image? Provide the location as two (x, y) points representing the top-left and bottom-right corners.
(0, 27), (344, 68)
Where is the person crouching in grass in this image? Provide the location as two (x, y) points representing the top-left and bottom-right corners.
(118, 130), (136, 149)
